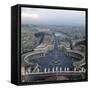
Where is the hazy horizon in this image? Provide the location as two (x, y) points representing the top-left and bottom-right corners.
(21, 7), (85, 26)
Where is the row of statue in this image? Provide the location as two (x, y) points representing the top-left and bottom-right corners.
(22, 66), (86, 75)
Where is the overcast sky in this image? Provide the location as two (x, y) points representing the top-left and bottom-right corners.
(21, 7), (85, 26)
